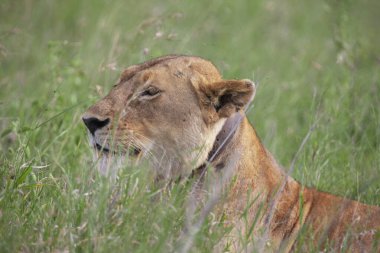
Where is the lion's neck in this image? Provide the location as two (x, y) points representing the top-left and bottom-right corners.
(213, 117), (313, 249)
(213, 117), (287, 194)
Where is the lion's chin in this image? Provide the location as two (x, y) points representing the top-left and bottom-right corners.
(93, 151), (122, 177)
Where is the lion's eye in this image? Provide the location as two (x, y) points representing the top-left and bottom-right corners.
(140, 86), (161, 98)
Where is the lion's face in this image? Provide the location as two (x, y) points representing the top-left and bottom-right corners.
(83, 56), (255, 179)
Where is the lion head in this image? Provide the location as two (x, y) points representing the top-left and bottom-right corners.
(82, 55), (255, 179)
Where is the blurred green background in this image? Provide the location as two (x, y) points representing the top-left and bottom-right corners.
(1, 0), (379, 252)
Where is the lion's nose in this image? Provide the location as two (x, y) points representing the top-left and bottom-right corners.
(82, 116), (110, 135)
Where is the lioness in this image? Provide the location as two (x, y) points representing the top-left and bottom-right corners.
(83, 55), (380, 252)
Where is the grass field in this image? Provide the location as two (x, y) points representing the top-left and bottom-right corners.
(1, 0), (380, 252)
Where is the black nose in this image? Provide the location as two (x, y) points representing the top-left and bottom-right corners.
(82, 117), (110, 135)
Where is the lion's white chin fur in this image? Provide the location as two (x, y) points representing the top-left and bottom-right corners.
(94, 152), (123, 178)
(86, 133), (123, 178)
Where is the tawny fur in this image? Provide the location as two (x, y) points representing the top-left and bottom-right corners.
(83, 55), (380, 252)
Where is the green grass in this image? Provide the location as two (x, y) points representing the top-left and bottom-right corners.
(1, 0), (379, 252)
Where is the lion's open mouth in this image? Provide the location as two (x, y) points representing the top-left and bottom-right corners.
(95, 142), (141, 157)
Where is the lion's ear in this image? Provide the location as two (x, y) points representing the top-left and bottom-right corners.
(199, 79), (255, 121)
